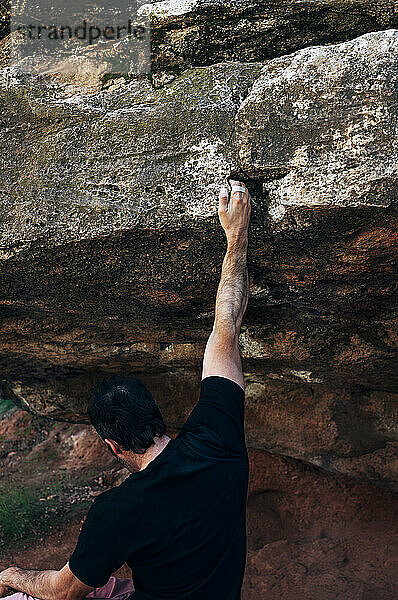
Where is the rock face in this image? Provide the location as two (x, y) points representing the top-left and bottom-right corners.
(0, 26), (397, 489)
(1, 1), (398, 74)
(237, 29), (398, 208)
(149, 0), (398, 79)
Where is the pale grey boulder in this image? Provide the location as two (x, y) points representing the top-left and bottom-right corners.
(236, 29), (398, 217)
(0, 61), (262, 249)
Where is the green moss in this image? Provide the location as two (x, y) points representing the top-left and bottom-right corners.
(0, 0), (10, 39)
(0, 397), (14, 416)
(0, 469), (97, 550)
(0, 472), (67, 544)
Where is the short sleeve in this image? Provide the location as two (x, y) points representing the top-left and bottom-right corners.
(178, 376), (246, 454)
(68, 492), (130, 588)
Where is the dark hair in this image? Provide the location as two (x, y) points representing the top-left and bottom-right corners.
(88, 374), (167, 454)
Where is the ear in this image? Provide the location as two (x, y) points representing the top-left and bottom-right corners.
(104, 438), (122, 455)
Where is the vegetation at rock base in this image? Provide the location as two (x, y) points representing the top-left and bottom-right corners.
(0, 471), (91, 548)
(0, 397), (13, 417)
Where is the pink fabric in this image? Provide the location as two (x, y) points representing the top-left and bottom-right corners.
(85, 576), (135, 598)
(1, 576), (135, 600)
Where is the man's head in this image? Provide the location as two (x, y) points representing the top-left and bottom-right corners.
(88, 374), (167, 467)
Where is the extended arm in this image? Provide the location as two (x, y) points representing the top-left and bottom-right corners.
(202, 180), (251, 390)
(0, 562), (93, 600)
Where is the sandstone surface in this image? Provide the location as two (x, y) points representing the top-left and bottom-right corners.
(0, 27), (397, 488)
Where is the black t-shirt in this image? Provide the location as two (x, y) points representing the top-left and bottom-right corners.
(68, 376), (249, 600)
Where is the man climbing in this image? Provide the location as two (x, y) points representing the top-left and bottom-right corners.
(0, 179), (251, 600)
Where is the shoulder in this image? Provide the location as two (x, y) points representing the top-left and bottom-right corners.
(200, 375), (245, 396)
(177, 375), (247, 456)
(89, 477), (134, 513)
(82, 478), (140, 533)
(199, 376), (246, 414)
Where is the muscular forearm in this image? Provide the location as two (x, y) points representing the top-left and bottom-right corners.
(214, 236), (249, 337)
(0, 566), (62, 600)
(201, 179), (250, 387)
